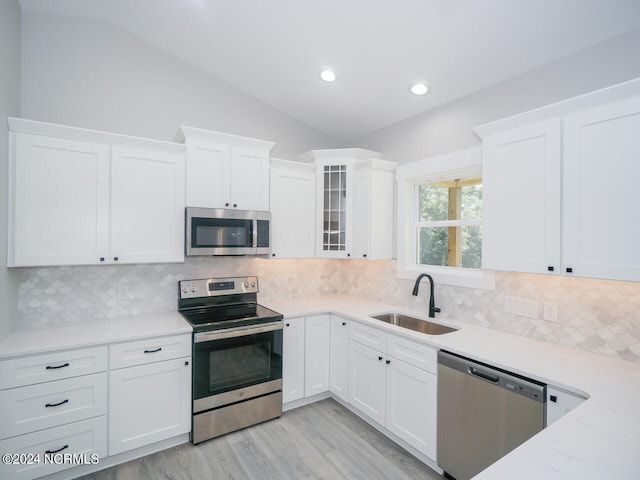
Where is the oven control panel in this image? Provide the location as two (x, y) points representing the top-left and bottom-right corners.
(179, 276), (259, 299)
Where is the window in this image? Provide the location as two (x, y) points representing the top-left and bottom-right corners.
(416, 177), (482, 269)
(397, 147), (494, 289)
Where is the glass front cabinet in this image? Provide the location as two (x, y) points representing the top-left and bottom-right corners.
(299, 149), (396, 260)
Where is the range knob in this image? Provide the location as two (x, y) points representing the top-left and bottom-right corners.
(190, 286), (197, 292)
(182, 286), (188, 293)
(250, 281), (256, 287)
(244, 282), (250, 288)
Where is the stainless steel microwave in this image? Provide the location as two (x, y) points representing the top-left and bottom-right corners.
(185, 207), (271, 256)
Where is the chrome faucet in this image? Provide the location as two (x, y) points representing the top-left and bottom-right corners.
(412, 273), (441, 318)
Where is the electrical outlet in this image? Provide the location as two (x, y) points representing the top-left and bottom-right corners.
(543, 301), (559, 322)
(504, 296), (538, 319)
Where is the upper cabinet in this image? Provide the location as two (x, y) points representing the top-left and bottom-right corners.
(481, 119), (562, 274)
(269, 159), (316, 259)
(299, 149), (396, 259)
(7, 118), (185, 267)
(476, 79), (640, 282)
(179, 126), (274, 211)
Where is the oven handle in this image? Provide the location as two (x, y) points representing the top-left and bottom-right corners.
(194, 321), (283, 343)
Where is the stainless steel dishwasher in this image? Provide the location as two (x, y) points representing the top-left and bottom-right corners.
(437, 350), (546, 480)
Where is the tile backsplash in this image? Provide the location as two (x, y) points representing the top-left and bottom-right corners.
(14, 258), (640, 363)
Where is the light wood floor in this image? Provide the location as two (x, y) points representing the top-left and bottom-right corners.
(76, 398), (443, 480)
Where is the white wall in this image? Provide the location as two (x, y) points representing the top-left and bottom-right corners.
(0, 0), (21, 341)
(352, 27), (640, 164)
(20, 11), (338, 159)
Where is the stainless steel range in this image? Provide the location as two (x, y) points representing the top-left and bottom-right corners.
(178, 276), (283, 444)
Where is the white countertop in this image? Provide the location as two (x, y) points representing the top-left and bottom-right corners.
(0, 312), (192, 358)
(1, 295), (639, 478)
(269, 295), (640, 480)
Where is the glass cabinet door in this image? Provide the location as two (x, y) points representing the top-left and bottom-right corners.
(322, 165), (348, 252)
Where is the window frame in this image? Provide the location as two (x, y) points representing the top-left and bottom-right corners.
(396, 147), (495, 290)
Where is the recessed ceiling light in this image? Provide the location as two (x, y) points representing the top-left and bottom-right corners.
(410, 83), (429, 95)
(320, 70), (337, 82)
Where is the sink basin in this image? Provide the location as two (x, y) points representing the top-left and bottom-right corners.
(370, 313), (458, 335)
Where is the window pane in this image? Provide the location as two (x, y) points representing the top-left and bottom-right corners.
(461, 184), (482, 220)
(418, 227), (449, 266)
(418, 184), (448, 222)
(461, 225), (482, 268)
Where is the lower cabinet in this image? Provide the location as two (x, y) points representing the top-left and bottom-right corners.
(0, 333), (191, 479)
(282, 314), (330, 403)
(348, 322), (438, 461)
(108, 335), (191, 455)
(108, 357), (191, 455)
(329, 315), (349, 402)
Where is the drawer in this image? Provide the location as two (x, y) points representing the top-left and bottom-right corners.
(386, 334), (437, 374)
(0, 415), (107, 480)
(0, 372), (107, 439)
(349, 321), (386, 351)
(0, 346), (108, 390)
(109, 334), (191, 369)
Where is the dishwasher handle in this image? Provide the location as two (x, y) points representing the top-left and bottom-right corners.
(469, 366), (499, 383)
(438, 350), (546, 403)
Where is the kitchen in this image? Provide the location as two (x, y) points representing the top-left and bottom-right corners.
(1, 0), (640, 479)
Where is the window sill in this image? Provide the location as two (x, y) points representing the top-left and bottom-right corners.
(397, 265), (495, 290)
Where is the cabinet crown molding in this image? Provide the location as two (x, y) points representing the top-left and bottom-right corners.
(297, 148), (382, 163)
(8, 117), (185, 153)
(473, 76), (640, 139)
(178, 125), (275, 151)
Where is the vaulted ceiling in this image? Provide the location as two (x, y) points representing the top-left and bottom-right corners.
(18, 0), (640, 142)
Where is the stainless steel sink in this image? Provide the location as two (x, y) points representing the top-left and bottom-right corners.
(370, 313), (458, 335)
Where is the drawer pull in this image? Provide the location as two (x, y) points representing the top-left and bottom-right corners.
(45, 399), (69, 408)
(45, 444), (69, 455)
(144, 347), (162, 354)
(46, 362), (70, 370)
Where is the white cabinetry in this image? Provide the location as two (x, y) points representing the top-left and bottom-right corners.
(282, 315), (331, 404)
(269, 159), (316, 258)
(562, 97), (640, 282)
(7, 118), (185, 267)
(108, 334), (191, 455)
(180, 126), (274, 211)
(0, 348), (108, 480)
(282, 317), (306, 403)
(304, 315), (331, 397)
(329, 315), (349, 402)
(546, 386), (587, 426)
(348, 322), (437, 460)
(110, 147), (185, 264)
(353, 159), (396, 259)
(481, 120), (561, 275)
(299, 149), (396, 259)
(478, 88), (640, 282)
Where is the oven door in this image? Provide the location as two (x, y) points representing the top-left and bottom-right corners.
(186, 207), (256, 256)
(193, 321), (282, 413)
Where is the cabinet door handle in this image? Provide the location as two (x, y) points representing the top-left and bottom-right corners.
(342, 322), (347, 326)
(285, 323), (290, 327)
(46, 362), (70, 370)
(144, 347), (162, 354)
(225, 203), (230, 207)
(114, 256), (119, 261)
(347, 253), (351, 257)
(378, 356), (383, 361)
(233, 203), (238, 208)
(99, 257), (105, 262)
(547, 266), (554, 272)
(566, 267), (573, 273)
(45, 445), (69, 455)
(363, 254), (367, 258)
(45, 399), (69, 408)
(386, 359), (391, 365)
